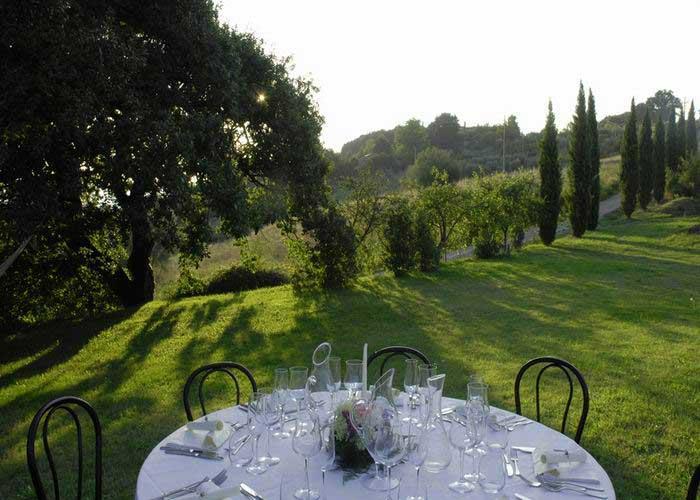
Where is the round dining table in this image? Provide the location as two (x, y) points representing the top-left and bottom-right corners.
(136, 395), (616, 500)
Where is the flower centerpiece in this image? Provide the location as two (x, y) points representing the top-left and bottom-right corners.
(333, 400), (373, 472)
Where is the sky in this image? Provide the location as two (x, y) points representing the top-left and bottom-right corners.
(219, 0), (699, 151)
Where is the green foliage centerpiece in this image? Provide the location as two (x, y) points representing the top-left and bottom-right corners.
(333, 400), (373, 472)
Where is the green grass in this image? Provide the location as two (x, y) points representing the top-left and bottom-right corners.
(1, 207), (698, 499)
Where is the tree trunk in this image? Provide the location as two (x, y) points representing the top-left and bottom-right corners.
(127, 216), (155, 305)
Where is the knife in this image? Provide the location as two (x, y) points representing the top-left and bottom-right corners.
(162, 448), (223, 461)
(514, 494), (534, 500)
(511, 446), (536, 453)
(163, 442), (210, 454)
(240, 482), (264, 499)
(503, 453), (513, 477)
(541, 473), (601, 485)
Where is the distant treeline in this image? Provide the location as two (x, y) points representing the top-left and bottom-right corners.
(327, 89), (697, 189)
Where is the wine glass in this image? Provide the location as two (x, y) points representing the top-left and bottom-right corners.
(289, 366), (309, 419)
(273, 368), (291, 439)
(464, 406), (486, 482)
(246, 391), (271, 475)
(344, 359), (363, 397)
(403, 422), (428, 500)
(478, 447), (506, 494)
(403, 359), (418, 422)
(467, 381), (489, 413)
(292, 406), (322, 500)
(448, 414), (476, 494)
(328, 356), (341, 409)
(312, 416), (336, 500)
(256, 388), (281, 467)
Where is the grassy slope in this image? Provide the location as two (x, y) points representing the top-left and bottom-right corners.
(1, 207), (698, 499)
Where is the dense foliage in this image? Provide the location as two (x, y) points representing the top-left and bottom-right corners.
(406, 147), (462, 186)
(687, 101), (697, 157)
(587, 90), (601, 230)
(0, 0), (355, 328)
(638, 110), (654, 210)
(665, 110), (679, 174)
(567, 83), (590, 237)
(537, 101), (561, 245)
(653, 117), (666, 203)
(620, 100), (639, 218)
(677, 107), (687, 160)
(382, 197), (416, 276)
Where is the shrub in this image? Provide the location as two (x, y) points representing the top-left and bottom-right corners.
(667, 156), (700, 199)
(205, 265), (287, 295)
(173, 267), (206, 298)
(414, 209), (439, 272)
(382, 197), (416, 276)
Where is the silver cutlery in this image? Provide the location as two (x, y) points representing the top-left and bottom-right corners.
(510, 449), (540, 487)
(153, 469), (227, 500)
(514, 495), (534, 500)
(539, 477), (605, 493)
(163, 442), (210, 454)
(231, 434), (251, 455)
(240, 482), (265, 499)
(507, 420), (533, 431)
(540, 473), (601, 485)
(541, 482), (607, 498)
(511, 445), (536, 453)
(162, 448), (223, 461)
(503, 453), (514, 477)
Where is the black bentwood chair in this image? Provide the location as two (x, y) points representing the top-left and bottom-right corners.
(514, 356), (590, 443)
(183, 362), (257, 421)
(367, 346), (431, 376)
(688, 465), (700, 500)
(27, 396), (102, 500)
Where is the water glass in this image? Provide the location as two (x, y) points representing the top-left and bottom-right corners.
(398, 479), (427, 500)
(246, 391), (271, 475)
(273, 368), (291, 439)
(486, 418), (508, 450)
(403, 425), (428, 500)
(312, 417), (336, 500)
(289, 366), (309, 410)
(448, 415), (476, 494)
(292, 407), (322, 499)
(328, 356), (341, 408)
(344, 359), (363, 397)
(467, 381), (489, 413)
(256, 388), (281, 467)
(478, 447), (506, 494)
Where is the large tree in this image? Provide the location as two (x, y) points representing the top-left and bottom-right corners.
(587, 89), (601, 230)
(677, 106), (687, 160)
(394, 118), (428, 166)
(0, 0), (345, 314)
(645, 89), (681, 122)
(653, 117), (666, 203)
(537, 101), (561, 245)
(620, 99), (639, 218)
(666, 110), (679, 173)
(687, 101), (697, 156)
(638, 109), (654, 209)
(567, 83), (589, 237)
(427, 113), (462, 152)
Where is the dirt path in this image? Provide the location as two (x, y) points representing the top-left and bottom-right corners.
(445, 193), (622, 261)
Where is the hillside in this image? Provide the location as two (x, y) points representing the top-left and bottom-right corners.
(1, 206), (698, 499)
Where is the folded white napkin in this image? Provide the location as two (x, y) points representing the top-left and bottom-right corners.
(186, 420), (225, 432)
(181, 427), (231, 451)
(533, 447), (587, 475)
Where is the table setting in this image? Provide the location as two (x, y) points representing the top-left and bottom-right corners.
(136, 342), (615, 500)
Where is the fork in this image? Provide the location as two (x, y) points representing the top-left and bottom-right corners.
(541, 482), (607, 498)
(162, 468), (228, 499)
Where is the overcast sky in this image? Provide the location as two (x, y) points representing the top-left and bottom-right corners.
(220, 0), (699, 151)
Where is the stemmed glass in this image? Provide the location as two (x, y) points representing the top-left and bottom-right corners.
(403, 421), (429, 500)
(256, 388), (281, 467)
(289, 366), (309, 421)
(292, 406), (322, 500)
(467, 381), (489, 413)
(273, 368), (291, 439)
(403, 359), (419, 423)
(448, 414), (476, 494)
(344, 359), (363, 398)
(246, 391), (272, 475)
(314, 416), (336, 500)
(464, 405), (486, 482)
(328, 356), (341, 410)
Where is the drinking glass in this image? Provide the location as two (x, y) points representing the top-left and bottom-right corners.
(292, 407), (322, 500)
(403, 422), (428, 500)
(478, 447), (506, 494)
(246, 391), (271, 475)
(312, 416), (335, 500)
(328, 356), (341, 409)
(464, 408), (486, 481)
(448, 414), (476, 494)
(256, 388), (281, 467)
(344, 359), (363, 397)
(486, 418), (508, 450)
(289, 366), (309, 415)
(227, 409), (253, 468)
(403, 359), (418, 421)
(273, 368), (291, 439)
(467, 381), (489, 413)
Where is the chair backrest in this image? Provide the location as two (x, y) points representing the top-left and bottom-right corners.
(27, 396), (102, 500)
(367, 346), (430, 376)
(514, 356), (589, 443)
(183, 362), (257, 421)
(688, 465), (700, 500)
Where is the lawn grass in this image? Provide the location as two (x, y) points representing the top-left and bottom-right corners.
(1, 206), (698, 499)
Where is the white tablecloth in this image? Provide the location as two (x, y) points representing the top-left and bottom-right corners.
(136, 396), (615, 500)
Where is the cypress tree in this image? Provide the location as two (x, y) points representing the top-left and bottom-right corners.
(568, 82), (589, 237)
(653, 116), (666, 203)
(587, 89), (600, 230)
(687, 101), (697, 156)
(638, 109), (654, 209)
(620, 99), (638, 219)
(677, 106), (687, 160)
(666, 110), (679, 173)
(538, 100), (561, 245)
